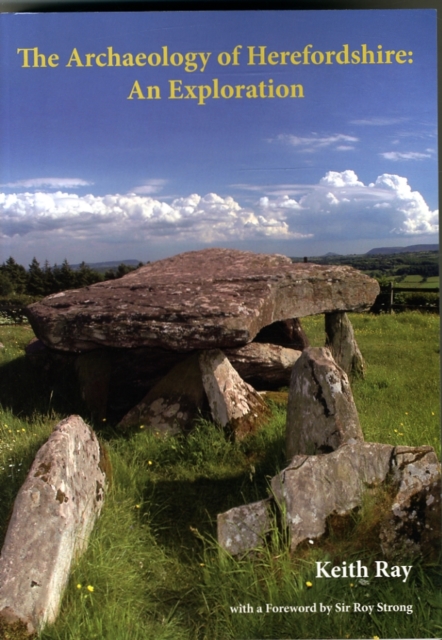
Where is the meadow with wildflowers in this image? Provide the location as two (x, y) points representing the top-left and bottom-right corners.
(0, 312), (440, 639)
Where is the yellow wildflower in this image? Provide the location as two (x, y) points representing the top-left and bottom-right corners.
(306, 581), (313, 588)
(87, 585), (94, 592)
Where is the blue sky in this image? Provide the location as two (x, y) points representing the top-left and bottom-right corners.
(0, 9), (438, 265)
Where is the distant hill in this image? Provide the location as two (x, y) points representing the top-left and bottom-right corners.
(366, 244), (439, 256)
(71, 259), (142, 271)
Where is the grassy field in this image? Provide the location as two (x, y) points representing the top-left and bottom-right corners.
(391, 275), (439, 289)
(0, 312), (440, 640)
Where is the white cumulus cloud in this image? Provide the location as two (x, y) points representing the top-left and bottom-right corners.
(0, 171), (437, 253)
(256, 170), (438, 238)
(0, 190), (300, 242)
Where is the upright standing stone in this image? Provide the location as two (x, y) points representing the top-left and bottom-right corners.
(325, 311), (365, 378)
(199, 349), (269, 440)
(0, 416), (107, 637)
(286, 347), (363, 459)
(117, 352), (206, 434)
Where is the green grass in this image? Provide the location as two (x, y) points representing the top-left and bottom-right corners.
(389, 275), (439, 289)
(0, 313), (440, 639)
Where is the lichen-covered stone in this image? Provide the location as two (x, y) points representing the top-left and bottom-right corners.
(117, 352), (207, 434)
(26, 248), (379, 352)
(286, 347), (363, 459)
(218, 442), (440, 557)
(325, 311), (365, 378)
(272, 441), (393, 552)
(226, 343), (302, 389)
(380, 446), (441, 559)
(217, 499), (273, 556)
(0, 416), (107, 636)
(199, 349), (269, 439)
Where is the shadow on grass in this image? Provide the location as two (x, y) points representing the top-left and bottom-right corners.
(140, 430), (286, 562)
(0, 355), (88, 419)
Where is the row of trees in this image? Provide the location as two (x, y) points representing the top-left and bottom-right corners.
(0, 257), (143, 299)
(297, 251), (439, 279)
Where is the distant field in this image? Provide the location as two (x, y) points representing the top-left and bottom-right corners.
(391, 275), (439, 289)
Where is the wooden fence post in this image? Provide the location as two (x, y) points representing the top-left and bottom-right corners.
(389, 282), (394, 314)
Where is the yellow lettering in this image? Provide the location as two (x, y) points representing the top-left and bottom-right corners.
(248, 46), (266, 66)
(135, 53), (146, 66)
(276, 84), (288, 98)
(17, 48), (32, 67)
(335, 45), (349, 64)
(48, 53), (59, 67)
(85, 53), (96, 67)
(146, 85), (161, 99)
(107, 47), (121, 66)
(311, 50), (324, 64)
(169, 79), (183, 99)
(290, 84), (304, 98)
(290, 51), (302, 65)
(246, 84), (258, 98)
(95, 53), (107, 67)
(122, 53), (135, 67)
(361, 44), (375, 64)
(66, 48), (84, 67)
(127, 80), (145, 99)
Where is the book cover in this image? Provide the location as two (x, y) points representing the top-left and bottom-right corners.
(0, 8), (439, 640)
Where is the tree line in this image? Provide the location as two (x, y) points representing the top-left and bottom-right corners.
(293, 251), (439, 279)
(0, 257), (143, 299)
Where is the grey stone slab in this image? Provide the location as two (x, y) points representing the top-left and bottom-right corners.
(0, 416), (107, 636)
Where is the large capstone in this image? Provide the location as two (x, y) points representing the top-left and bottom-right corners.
(26, 248), (379, 353)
